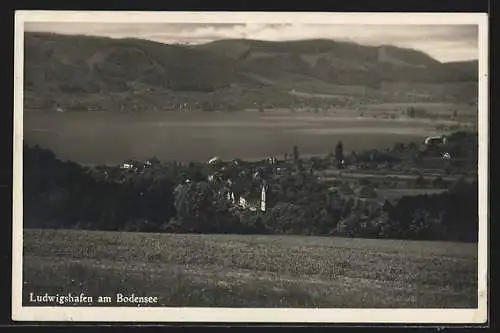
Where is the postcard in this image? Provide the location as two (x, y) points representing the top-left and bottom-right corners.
(12, 10), (488, 323)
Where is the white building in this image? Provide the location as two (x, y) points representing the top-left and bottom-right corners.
(120, 163), (133, 169)
(208, 156), (221, 165)
(239, 196), (247, 208)
(425, 135), (448, 146)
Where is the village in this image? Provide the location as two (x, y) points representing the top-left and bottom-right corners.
(114, 131), (476, 220)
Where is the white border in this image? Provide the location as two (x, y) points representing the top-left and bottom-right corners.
(12, 11), (489, 323)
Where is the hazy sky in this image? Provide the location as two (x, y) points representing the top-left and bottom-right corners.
(25, 22), (478, 62)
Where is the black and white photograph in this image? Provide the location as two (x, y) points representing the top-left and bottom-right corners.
(12, 11), (488, 323)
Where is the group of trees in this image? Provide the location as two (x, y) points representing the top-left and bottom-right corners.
(24, 145), (177, 231)
(334, 180), (478, 242)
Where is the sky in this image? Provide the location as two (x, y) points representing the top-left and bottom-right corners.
(25, 22), (478, 62)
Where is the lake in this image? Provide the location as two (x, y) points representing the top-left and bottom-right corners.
(23, 110), (448, 165)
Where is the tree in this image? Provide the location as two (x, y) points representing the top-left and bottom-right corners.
(264, 202), (306, 234)
(336, 213), (363, 237)
(237, 211), (268, 234)
(393, 142), (405, 152)
(407, 106), (416, 118)
(414, 174), (426, 188)
(173, 181), (217, 232)
(432, 176), (447, 189)
(335, 141), (344, 169)
(293, 145), (300, 164)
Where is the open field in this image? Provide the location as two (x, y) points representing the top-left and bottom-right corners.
(374, 188), (449, 200)
(22, 229), (478, 308)
(23, 110), (469, 165)
(360, 102), (476, 115)
(318, 170), (476, 183)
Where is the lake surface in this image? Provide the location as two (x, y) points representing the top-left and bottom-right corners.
(23, 111), (445, 165)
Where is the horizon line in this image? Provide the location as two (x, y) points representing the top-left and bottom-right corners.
(24, 31), (480, 64)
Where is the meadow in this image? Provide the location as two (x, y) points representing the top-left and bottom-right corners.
(23, 110), (465, 165)
(22, 229), (478, 308)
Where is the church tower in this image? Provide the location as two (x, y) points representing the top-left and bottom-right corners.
(260, 184), (267, 212)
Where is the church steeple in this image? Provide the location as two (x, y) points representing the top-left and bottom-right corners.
(260, 184), (267, 212)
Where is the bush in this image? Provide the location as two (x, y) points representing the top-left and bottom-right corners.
(264, 202), (307, 234)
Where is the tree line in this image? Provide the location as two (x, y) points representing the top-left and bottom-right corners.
(23, 142), (478, 242)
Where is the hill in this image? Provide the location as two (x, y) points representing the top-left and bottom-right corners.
(24, 32), (478, 112)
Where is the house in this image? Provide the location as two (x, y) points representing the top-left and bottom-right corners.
(266, 156), (278, 165)
(225, 191), (236, 204)
(425, 135), (448, 146)
(209, 172), (224, 183)
(120, 162), (133, 170)
(120, 160), (140, 171)
(208, 156), (221, 165)
(120, 160), (154, 172)
(442, 152), (452, 160)
(239, 196), (248, 208)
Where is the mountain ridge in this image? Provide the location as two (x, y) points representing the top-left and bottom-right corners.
(24, 32), (478, 112)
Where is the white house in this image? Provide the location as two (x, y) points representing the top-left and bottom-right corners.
(239, 196), (247, 208)
(208, 156), (221, 165)
(120, 162), (133, 170)
(425, 135), (448, 146)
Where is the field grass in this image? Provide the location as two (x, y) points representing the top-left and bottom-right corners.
(22, 229), (478, 308)
(361, 102), (477, 115)
(374, 188), (449, 200)
(318, 169), (476, 182)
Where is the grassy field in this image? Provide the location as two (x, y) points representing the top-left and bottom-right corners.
(22, 229), (478, 308)
(374, 188), (449, 200)
(318, 172), (476, 185)
(360, 102), (476, 114)
(23, 110), (460, 165)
